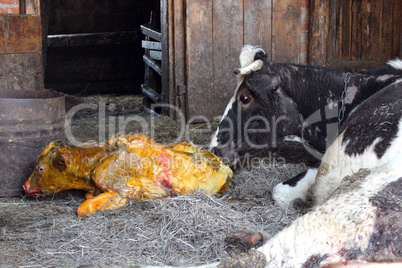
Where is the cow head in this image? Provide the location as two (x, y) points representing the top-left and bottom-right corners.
(210, 46), (303, 164)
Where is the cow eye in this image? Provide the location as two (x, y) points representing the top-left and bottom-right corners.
(37, 166), (44, 173)
(239, 95), (250, 105)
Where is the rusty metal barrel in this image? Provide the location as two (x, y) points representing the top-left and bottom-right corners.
(0, 89), (65, 196)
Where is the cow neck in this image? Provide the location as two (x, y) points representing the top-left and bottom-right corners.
(277, 62), (347, 120)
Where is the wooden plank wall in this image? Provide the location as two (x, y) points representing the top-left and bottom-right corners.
(310, 0), (401, 69)
(0, 0), (43, 90)
(183, 0), (302, 121)
(335, 0), (401, 62)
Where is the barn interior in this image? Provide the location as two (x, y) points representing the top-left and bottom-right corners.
(0, 0), (401, 267)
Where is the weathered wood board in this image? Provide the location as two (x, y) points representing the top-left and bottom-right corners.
(0, 15), (42, 54)
(310, 0), (401, 69)
(182, 0), (303, 121)
(0, 53), (43, 90)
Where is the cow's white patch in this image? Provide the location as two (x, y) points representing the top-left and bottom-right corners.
(376, 74), (393, 82)
(345, 86), (358, 104)
(312, 118), (402, 204)
(209, 96), (235, 150)
(272, 168), (318, 209)
(387, 58), (402, 70)
(283, 135), (303, 143)
(391, 78), (402, 86)
(257, 152), (402, 267)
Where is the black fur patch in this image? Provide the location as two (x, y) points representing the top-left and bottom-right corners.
(302, 254), (329, 268)
(341, 82), (402, 158)
(365, 177), (402, 262)
(282, 170), (308, 187)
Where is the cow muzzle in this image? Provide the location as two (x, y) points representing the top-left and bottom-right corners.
(211, 146), (238, 165)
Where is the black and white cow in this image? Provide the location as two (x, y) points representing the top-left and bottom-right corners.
(216, 81), (402, 267)
(145, 47), (402, 267)
(210, 45), (402, 208)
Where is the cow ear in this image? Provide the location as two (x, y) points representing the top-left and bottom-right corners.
(53, 154), (67, 172)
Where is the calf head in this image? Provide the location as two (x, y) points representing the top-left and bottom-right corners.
(23, 141), (100, 197)
(210, 48), (302, 164)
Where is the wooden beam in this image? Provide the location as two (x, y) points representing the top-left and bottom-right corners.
(308, 0), (331, 65)
(143, 55), (162, 75)
(172, 0), (187, 120)
(25, 0), (40, 15)
(140, 24), (161, 41)
(141, 83), (162, 103)
(149, 50), (162, 61)
(47, 31), (139, 48)
(141, 40), (162, 50)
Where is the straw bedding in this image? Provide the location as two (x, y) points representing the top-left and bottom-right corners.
(0, 95), (314, 267)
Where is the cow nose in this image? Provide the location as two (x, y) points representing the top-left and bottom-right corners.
(211, 147), (235, 165)
(210, 147), (218, 156)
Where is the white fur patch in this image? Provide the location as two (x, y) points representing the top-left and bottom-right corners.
(283, 135), (303, 143)
(391, 78), (402, 86)
(312, 118), (402, 205)
(257, 153), (402, 267)
(387, 58), (402, 70)
(272, 168), (318, 209)
(239, 45), (265, 68)
(209, 96), (236, 150)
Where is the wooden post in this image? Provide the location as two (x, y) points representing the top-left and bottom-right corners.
(308, 0), (331, 66)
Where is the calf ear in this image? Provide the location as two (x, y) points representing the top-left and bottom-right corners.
(53, 155), (67, 172)
(42, 140), (64, 155)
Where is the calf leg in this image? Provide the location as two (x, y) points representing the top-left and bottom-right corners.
(77, 190), (129, 216)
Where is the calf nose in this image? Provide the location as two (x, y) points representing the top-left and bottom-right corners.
(23, 179), (44, 197)
(22, 179), (31, 193)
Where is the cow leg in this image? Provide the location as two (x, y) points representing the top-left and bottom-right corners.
(77, 190), (128, 216)
(272, 168), (318, 209)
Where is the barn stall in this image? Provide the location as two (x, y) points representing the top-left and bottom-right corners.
(0, 0), (401, 266)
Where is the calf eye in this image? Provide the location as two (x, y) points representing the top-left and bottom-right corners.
(240, 95), (250, 105)
(37, 166), (44, 173)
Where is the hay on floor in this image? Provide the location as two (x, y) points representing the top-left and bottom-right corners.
(0, 94), (312, 267)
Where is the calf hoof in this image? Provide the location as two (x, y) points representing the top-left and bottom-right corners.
(225, 230), (269, 254)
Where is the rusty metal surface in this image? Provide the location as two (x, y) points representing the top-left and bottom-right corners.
(0, 89), (65, 196)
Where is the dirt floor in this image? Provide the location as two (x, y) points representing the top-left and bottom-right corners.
(0, 94), (317, 267)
